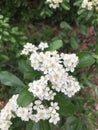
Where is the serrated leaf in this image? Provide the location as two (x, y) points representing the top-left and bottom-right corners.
(48, 40), (63, 51)
(17, 86), (35, 107)
(0, 71), (25, 87)
(77, 51), (95, 67)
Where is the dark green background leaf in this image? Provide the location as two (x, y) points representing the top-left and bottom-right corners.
(54, 94), (77, 116)
(77, 51), (95, 67)
(70, 37), (79, 49)
(61, 116), (87, 130)
(26, 120), (54, 130)
(0, 71), (25, 87)
(48, 40), (63, 51)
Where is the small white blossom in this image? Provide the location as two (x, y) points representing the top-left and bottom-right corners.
(21, 42), (38, 55)
(46, 0), (63, 9)
(49, 113), (60, 124)
(60, 53), (79, 72)
(28, 76), (56, 100)
(81, 0), (98, 10)
(16, 103), (33, 121)
(38, 42), (48, 50)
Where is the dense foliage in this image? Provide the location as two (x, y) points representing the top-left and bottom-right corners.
(0, 0), (98, 130)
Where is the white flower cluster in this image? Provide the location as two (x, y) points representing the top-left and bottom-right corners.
(82, 0), (98, 10)
(27, 42), (80, 98)
(61, 53), (79, 72)
(46, 0), (63, 9)
(29, 76), (56, 100)
(0, 42), (80, 129)
(21, 42), (48, 55)
(0, 95), (18, 130)
(30, 100), (60, 124)
(0, 95), (60, 130)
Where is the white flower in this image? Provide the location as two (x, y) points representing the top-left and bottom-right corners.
(49, 113), (60, 124)
(28, 76), (56, 100)
(38, 42), (48, 50)
(0, 120), (12, 130)
(16, 103), (33, 121)
(0, 95), (19, 130)
(50, 102), (59, 110)
(87, 2), (93, 10)
(60, 53), (79, 72)
(21, 42), (38, 55)
(49, 3), (59, 8)
(16, 107), (29, 121)
(36, 109), (49, 120)
(92, 0), (98, 6)
(53, 0), (63, 4)
(46, 0), (63, 9)
(81, 0), (97, 10)
(33, 100), (43, 110)
(82, 0), (88, 8)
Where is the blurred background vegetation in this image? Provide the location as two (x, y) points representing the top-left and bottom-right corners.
(0, 0), (98, 130)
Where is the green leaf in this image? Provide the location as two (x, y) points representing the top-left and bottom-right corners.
(61, 3), (70, 10)
(26, 120), (54, 130)
(11, 118), (24, 130)
(0, 54), (9, 63)
(0, 71), (25, 87)
(79, 25), (87, 35)
(17, 86), (35, 107)
(66, 116), (77, 130)
(48, 40), (63, 51)
(18, 60), (42, 80)
(24, 70), (42, 80)
(95, 41), (98, 54)
(78, 9), (85, 15)
(0, 15), (3, 19)
(77, 51), (95, 67)
(60, 21), (72, 30)
(39, 120), (54, 130)
(26, 121), (34, 130)
(62, 116), (87, 130)
(70, 37), (79, 49)
(74, 0), (82, 6)
(0, 35), (2, 39)
(18, 60), (32, 73)
(54, 94), (76, 116)
(93, 54), (98, 59)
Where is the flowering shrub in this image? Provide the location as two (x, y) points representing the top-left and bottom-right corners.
(0, 42), (80, 130)
(0, 0), (98, 130)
